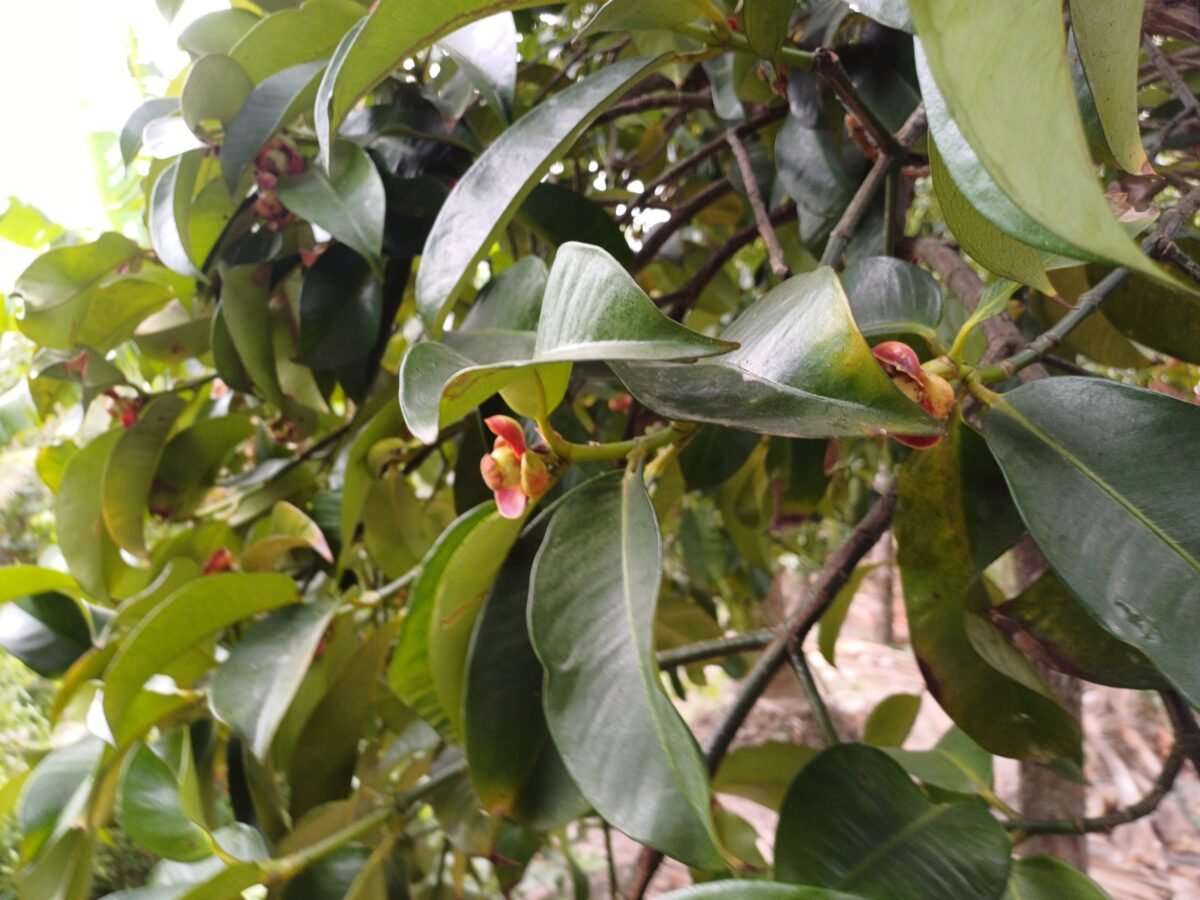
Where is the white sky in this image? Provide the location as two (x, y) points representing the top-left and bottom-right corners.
(0, 0), (225, 285)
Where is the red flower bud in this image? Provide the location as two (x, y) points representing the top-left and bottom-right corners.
(872, 341), (958, 449)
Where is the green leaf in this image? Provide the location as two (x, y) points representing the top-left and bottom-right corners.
(0, 592), (93, 678)
(103, 573), (298, 733)
(661, 884), (865, 900)
(243, 501), (334, 570)
(775, 744), (1011, 899)
(929, 139), (1054, 295)
(584, 0), (707, 33)
(219, 264), (284, 406)
(177, 864), (264, 900)
(179, 9), (260, 57)
(276, 141), (385, 274)
(0, 566), (81, 605)
(229, 0), (364, 83)
(743, 0), (795, 60)
(121, 99), (181, 165)
(119, 743), (213, 862)
(678, 427), (762, 491)
(58, 430), (130, 601)
(388, 502), (517, 740)
(222, 60), (327, 192)
(400, 243), (734, 443)
(414, 55), (668, 332)
(1069, 0), (1148, 174)
(439, 13), (517, 124)
(210, 601), (336, 758)
(336, 399), (402, 572)
(460, 256), (548, 332)
(103, 395), (186, 556)
(712, 742), (817, 811)
(181, 55), (253, 133)
(150, 152), (204, 278)
(153, 415), (256, 520)
(863, 694), (922, 748)
(315, 0), (548, 163)
(950, 279), (1019, 358)
(1002, 856), (1108, 900)
(884, 725), (994, 796)
(1029, 289), (1148, 370)
(908, 1), (1180, 288)
(464, 529), (588, 829)
(993, 572), (1167, 691)
(1098, 245), (1200, 364)
(614, 268), (942, 439)
(817, 563), (880, 667)
(287, 620), (396, 817)
(299, 244), (382, 368)
(841, 256), (944, 347)
(529, 472), (726, 871)
(519, 182), (634, 267)
(982, 377), (1200, 705)
(895, 416), (1081, 760)
(362, 470), (440, 579)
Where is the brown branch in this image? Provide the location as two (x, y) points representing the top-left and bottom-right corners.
(632, 178), (733, 271)
(1161, 690), (1200, 774)
(814, 48), (906, 161)
(658, 203), (798, 315)
(726, 128), (790, 279)
(1157, 237), (1200, 284)
(627, 488), (897, 900)
(1143, 36), (1200, 117)
(618, 105), (788, 224)
(597, 92), (712, 124)
(819, 105), (927, 268)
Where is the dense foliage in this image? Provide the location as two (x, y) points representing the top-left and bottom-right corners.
(2, 0), (1199, 897)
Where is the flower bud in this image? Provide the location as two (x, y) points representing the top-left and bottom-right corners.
(481, 444), (521, 491)
(520, 451), (550, 499)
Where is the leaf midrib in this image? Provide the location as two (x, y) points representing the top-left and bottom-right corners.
(838, 802), (954, 890)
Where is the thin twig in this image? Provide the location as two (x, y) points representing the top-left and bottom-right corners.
(819, 105), (927, 268)
(597, 92), (712, 124)
(603, 820), (619, 899)
(654, 629), (774, 669)
(627, 488), (897, 900)
(726, 127), (790, 279)
(814, 48), (906, 160)
(619, 104), (789, 224)
(1161, 690), (1200, 774)
(1147, 106), (1197, 159)
(1143, 36), (1200, 116)
(1158, 238), (1200, 284)
(632, 178), (733, 271)
(785, 645), (839, 746)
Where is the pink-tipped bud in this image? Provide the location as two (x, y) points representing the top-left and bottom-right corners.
(481, 445), (521, 491)
(520, 451), (550, 499)
(484, 415), (527, 456)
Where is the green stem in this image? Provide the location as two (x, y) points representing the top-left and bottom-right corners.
(655, 629), (774, 669)
(537, 416), (692, 463)
(676, 22), (816, 70)
(785, 644), (840, 746)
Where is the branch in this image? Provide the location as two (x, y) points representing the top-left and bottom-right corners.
(627, 488), (897, 900)
(654, 629), (773, 669)
(814, 48), (906, 160)
(597, 92), (712, 124)
(1143, 36), (1200, 117)
(726, 128), (790, 279)
(632, 178), (733, 271)
(1161, 690), (1200, 774)
(619, 105), (788, 224)
(819, 105), (927, 268)
(659, 203), (798, 315)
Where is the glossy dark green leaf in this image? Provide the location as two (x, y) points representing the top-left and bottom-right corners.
(288, 620), (396, 817)
(1002, 856), (1108, 900)
(842, 256), (944, 346)
(210, 601), (336, 759)
(0, 592), (93, 678)
(743, 0), (795, 60)
(465, 531), (588, 829)
(282, 845), (370, 900)
(388, 502), (519, 740)
(415, 55), (668, 332)
(315, 0), (547, 162)
(153, 415), (255, 519)
(121, 98), (181, 165)
(862, 694), (921, 748)
(229, 0), (363, 83)
(103, 574), (298, 734)
(181, 55), (253, 133)
(884, 725), (994, 796)
(661, 885), (864, 900)
(277, 141), (385, 274)
(103, 395), (185, 556)
(1069, 0), (1148, 174)
(519, 182), (633, 267)
(993, 573), (1167, 691)
(614, 267), (942, 439)
(896, 417), (1081, 760)
(929, 139), (1054, 294)
(909, 2), (1179, 288)
(299, 244), (382, 368)
(119, 743), (213, 862)
(222, 60), (326, 192)
(400, 242), (734, 443)
(529, 472), (726, 870)
(678, 427), (762, 491)
(983, 378), (1200, 705)
(712, 742), (817, 811)
(775, 744), (1010, 898)
(460, 257), (548, 332)
(220, 264), (284, 405)
(775, 116), (859, 226)
(439, 13), (517, 124)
